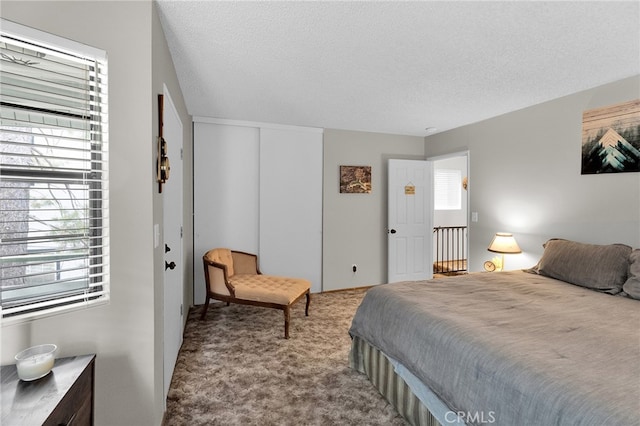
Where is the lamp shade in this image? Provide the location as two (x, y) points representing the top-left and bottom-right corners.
(488, 233), (522, 254)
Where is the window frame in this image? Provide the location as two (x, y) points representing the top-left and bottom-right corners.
(434, 168), (462, 211)
(0, 19), (109, 325)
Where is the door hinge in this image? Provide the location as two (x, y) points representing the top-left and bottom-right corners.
(180, 304), (183, 316)
(180, 226), (183, 238)
(180, 148), (183, 160)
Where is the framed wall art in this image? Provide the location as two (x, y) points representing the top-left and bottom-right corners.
(339, 165), (372, 193)
(581, 99), (640, 174)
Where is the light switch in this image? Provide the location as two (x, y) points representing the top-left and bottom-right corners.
(471, 212), (478, 222)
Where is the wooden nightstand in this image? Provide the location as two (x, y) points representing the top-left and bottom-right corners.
(1, 354), (95, 426)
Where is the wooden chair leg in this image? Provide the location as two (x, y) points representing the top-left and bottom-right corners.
(305, 292), (311, 316)
(284, 306), (291, 339)
(200, 295), (210, 320)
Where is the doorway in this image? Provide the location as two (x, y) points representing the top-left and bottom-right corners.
(431, 152), (469, 276)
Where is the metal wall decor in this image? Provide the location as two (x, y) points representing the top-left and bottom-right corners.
(157, 94), (171, 192)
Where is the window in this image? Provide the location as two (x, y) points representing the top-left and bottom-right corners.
(434, 168), (462, 210)
(0, 19), (109, 322)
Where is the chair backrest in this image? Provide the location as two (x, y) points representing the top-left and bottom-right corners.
(204, 248), (235, 277)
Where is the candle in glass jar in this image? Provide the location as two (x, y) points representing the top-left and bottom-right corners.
(15, 344), (57, 381)
(17, 354), (54, 381)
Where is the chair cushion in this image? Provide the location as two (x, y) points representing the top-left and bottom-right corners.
(205, 248), (234, 277)
(231, 274), (310, 305)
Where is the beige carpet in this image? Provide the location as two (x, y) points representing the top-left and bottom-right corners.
(164, 288), (408, 426)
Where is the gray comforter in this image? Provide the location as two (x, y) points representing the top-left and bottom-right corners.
(349, 271), (640, 426)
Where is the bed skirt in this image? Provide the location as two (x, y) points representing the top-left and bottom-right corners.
(349, 335), (441, 426)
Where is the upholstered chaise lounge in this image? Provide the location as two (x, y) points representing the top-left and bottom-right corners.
(201, 248), (311, 338)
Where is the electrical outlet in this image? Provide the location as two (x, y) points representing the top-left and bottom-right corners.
(352, 264), (357, 273)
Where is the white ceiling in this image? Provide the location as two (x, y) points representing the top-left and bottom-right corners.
(155, 1), (640, 136)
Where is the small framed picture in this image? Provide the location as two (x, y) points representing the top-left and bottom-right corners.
(340, 165), (372, 193)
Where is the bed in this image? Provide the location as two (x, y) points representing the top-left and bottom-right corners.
(349, 239), (640, 426)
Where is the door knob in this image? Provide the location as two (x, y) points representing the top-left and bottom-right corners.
(165, 243), (171, 253)
(389, 229), (397, 234)
(165, 260), (176, 270)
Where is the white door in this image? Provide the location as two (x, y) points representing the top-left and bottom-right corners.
(162, 86), (184, 401)
(259, 128), (323, 293)
(192, 122), (260, 305)
(387, 159), (433, 283)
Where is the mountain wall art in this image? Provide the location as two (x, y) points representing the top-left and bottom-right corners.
(582, 99), (640, 174)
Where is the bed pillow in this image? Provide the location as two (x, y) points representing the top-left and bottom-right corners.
(623, 249), (640, 299)
(535, 239), (631, 294)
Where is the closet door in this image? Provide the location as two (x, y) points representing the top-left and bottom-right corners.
(193, 122), (259, 305)
(259, 128), (323, 293)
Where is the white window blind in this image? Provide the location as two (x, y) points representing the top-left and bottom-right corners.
(434, 168), (462, 210)
(0, 19), (109, 322)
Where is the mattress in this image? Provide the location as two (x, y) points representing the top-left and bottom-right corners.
(349, 271), (640, 426)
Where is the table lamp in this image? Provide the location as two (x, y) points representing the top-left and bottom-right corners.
(487, 232), (521, 271)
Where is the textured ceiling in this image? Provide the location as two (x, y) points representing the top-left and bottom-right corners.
(155, 1), (640, 136)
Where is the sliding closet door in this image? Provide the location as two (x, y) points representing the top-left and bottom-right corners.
(193, 122), (259, 305)
(259, 128), (323, 293)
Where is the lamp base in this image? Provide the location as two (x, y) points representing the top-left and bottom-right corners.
(491, 254), (504, 271)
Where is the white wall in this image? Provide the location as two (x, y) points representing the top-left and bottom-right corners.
(152, 3), (193, 417)
(1, 2), (192, 424)
(322, 129), (425, 290)
(425, 76), (640, 272)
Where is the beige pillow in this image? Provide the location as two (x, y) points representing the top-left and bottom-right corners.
(536, 239), (631, 294)
(623, 249), (640, 300)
